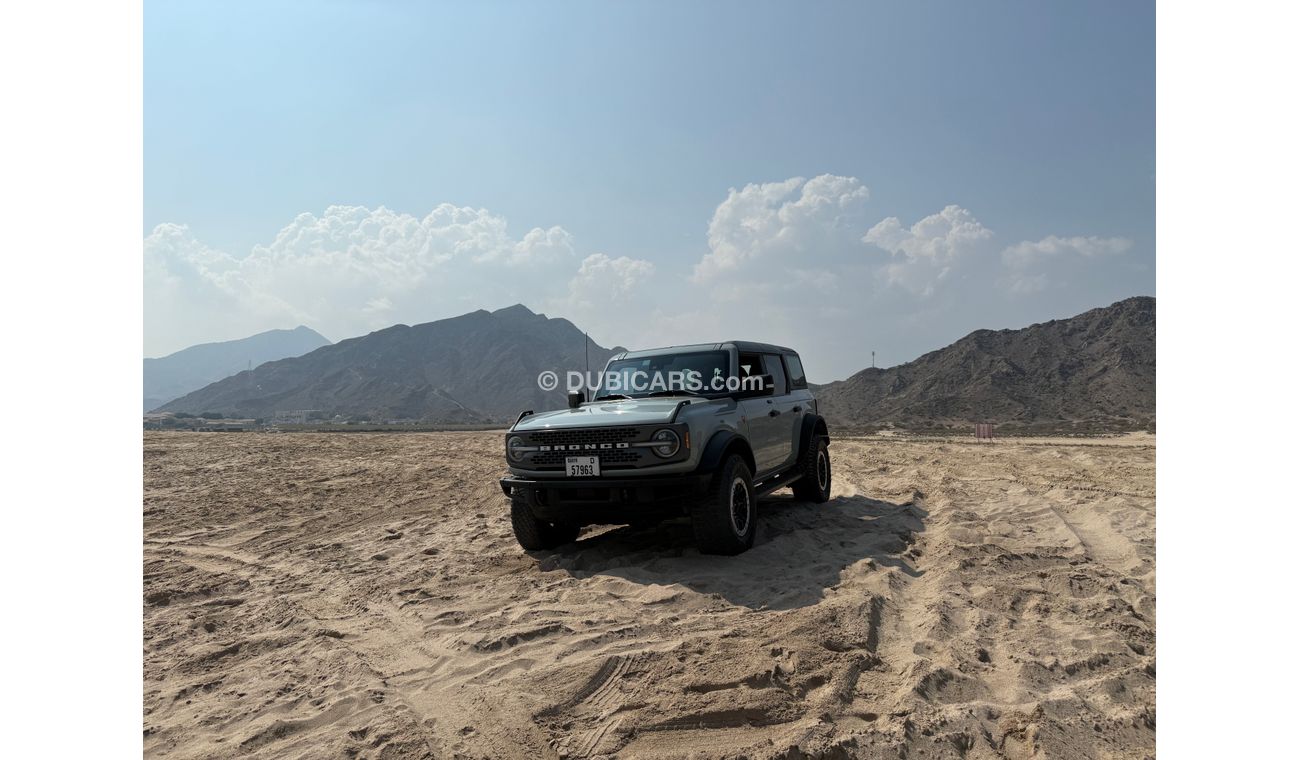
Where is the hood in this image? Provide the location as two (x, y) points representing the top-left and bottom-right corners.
(512, 397), (705, 431)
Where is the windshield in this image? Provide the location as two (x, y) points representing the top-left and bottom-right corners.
(596, 350), (731, 399)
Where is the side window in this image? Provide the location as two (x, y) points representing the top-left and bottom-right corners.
(738, 352), (762, 381)
(763, 354), (788, 395)
(784, 354), (807, 389)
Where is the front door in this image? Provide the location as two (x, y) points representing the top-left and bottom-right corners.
(741, 396), (783, 474)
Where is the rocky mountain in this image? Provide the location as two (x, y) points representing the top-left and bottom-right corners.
(816, 297), (1155, 432)
(159, 305), (621, 423)
(144, 326), (331, 412)
(160, 298), (1154, 430)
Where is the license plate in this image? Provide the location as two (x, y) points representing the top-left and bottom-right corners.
(566, 456), (600, 477)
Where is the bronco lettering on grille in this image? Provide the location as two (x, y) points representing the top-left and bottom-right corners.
(537, 442), (631, 452)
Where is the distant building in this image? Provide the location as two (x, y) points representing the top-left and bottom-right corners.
(273, 410), (322, 424)
(143, 412), (259, 431)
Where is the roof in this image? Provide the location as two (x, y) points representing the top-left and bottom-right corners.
(615, 341), (797, 359)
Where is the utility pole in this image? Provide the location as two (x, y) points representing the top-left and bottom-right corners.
(872, 351), (875, 368)
(585, 332), (589, 377)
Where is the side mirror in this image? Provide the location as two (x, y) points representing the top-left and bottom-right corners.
(567, 391), (585, 409)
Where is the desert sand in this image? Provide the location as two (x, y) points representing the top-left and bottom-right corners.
(144, 431), (1154, 759)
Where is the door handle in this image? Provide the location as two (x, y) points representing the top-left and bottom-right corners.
(792, 406), (802, 413)
(768, 409), (781, 417)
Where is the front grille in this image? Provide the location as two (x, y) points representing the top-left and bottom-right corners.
(512, 423), (689, 472)
(532, 448), (641, 468)
(522, 425), (646, 471)
(528, 426), (641, 447)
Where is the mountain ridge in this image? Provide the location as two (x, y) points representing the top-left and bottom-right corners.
(159, 298), (1154, 431)
(159, 305), (622, 422)
(815, 296), (1155, 432)
(144, 325), (331, 412)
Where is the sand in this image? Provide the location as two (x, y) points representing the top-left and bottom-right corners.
(143, 431), (1155, 759)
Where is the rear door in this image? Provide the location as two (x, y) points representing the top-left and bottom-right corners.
(762, 353), (800, 471)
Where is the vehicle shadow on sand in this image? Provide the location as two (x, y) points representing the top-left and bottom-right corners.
(538, 494), (926, 611)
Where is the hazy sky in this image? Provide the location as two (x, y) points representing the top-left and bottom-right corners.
(145, 0), (1154, 382)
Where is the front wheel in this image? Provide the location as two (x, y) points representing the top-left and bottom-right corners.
(792, 437), (832, 503)
(691, 454), (757, 555)
(510, 491), (580, 550)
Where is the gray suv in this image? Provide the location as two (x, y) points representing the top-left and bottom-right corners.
(499, 342), (832, 555)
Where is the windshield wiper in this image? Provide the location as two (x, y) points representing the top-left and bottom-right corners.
(644, 390), (701, 398)
(593, 393), (631, 401)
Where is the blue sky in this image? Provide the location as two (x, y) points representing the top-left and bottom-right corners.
(145, 1), (1154, 381)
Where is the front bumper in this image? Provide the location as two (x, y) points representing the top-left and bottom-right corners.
(500, 472), (711, 524)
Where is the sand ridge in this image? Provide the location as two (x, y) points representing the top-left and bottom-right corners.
(143, 431), (1154, 759)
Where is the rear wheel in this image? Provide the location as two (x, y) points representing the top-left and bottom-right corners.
(792, 437), (832, 503)
(510, 491), (579, 550)
(691, 454), (756, 555)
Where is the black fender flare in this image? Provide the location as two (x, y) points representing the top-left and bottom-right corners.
(697, 430), (757, 476)
(798, 414), (830, 458)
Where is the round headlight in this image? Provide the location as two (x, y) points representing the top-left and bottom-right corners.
(651, 429), (680, 458)
(507, 435), (526, 461)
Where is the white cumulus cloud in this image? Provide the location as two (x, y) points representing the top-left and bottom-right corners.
(144, 204), (588, 355)
(863, 205), (993, 296)
(564, 253), (656, 306)
(1001, 235), (1133, 267)
(1000, 235), (1133, 293)
(145, 177), (1142, 383)
(549, 253), (656, 343)
(694, 174), (870, 282)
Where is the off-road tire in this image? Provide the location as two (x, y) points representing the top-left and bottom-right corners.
(691, 454), (757, 555)
(792, 436), (832, 503)
(510, 491), (580, 550)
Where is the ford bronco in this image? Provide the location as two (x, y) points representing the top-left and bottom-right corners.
(499, 342), (832, 555)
